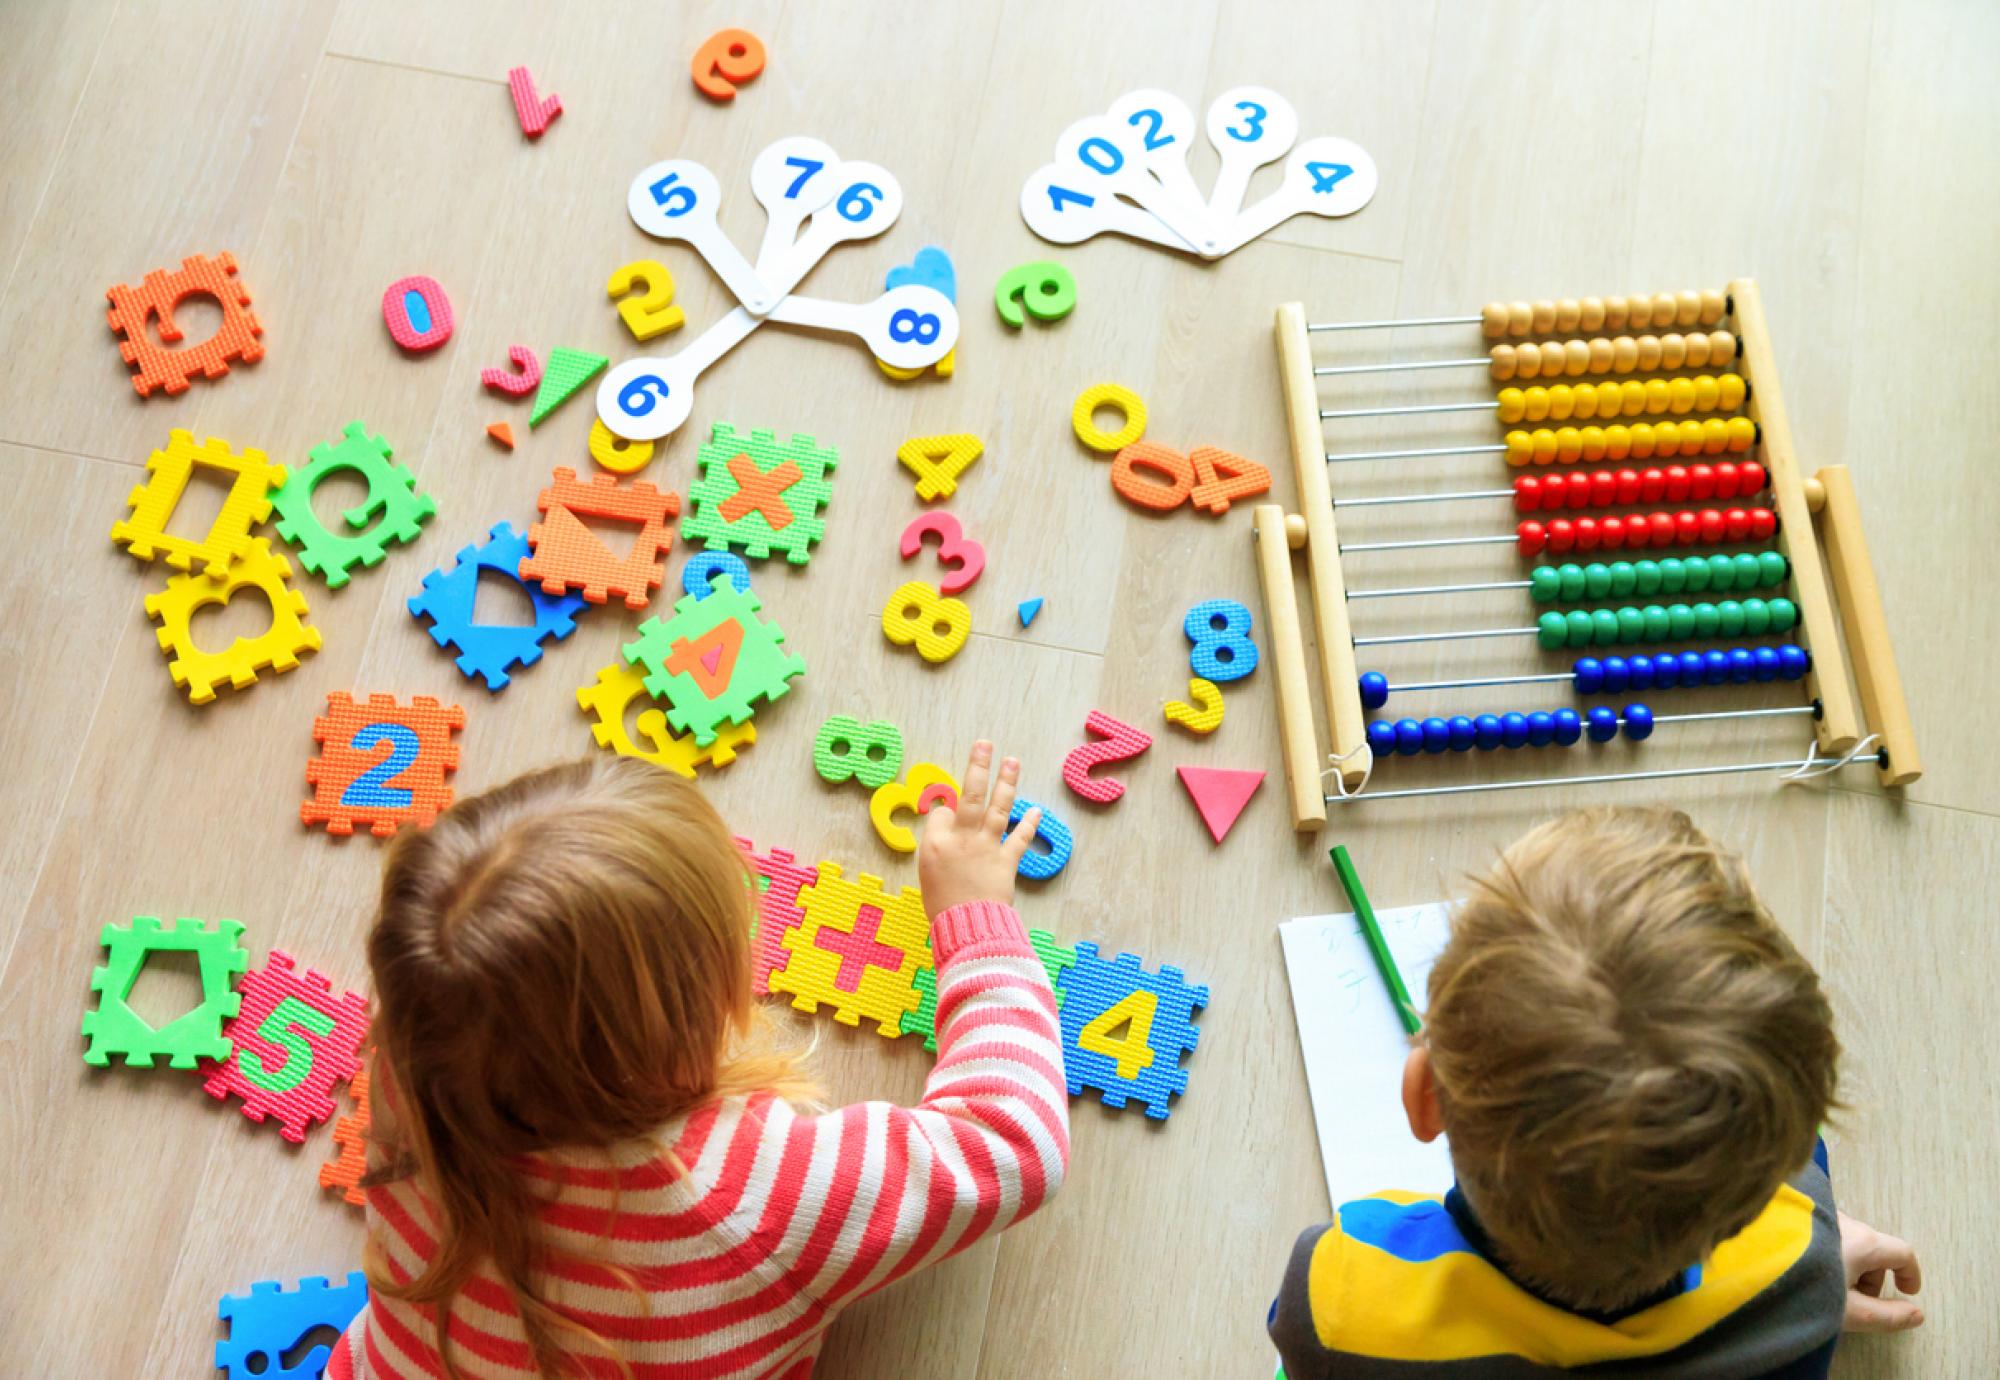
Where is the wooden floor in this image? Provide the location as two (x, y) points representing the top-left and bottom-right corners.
(2, 1), (1995, 1374)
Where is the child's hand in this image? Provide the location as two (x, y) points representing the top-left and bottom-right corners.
(918, 742), (1039, 923)
(1838, 1211), (1924, 1332)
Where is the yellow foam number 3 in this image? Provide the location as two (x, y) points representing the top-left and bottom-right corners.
(1078, 990), (1158, 1080)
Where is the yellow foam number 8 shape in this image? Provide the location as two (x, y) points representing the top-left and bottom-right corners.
(1072, 383), (1147, 452)
(882, 580), (971, 663)
(1078, 990), (1159, 1080)
(589, 419), (656, 474)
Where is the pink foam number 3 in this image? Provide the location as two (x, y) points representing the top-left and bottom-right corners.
(1061, 709), (1154, 804)
(382, 276), (454, 351)
(899, 512), (986, 595)
(480, 345), (543, 396)
(507, 66), (563, 137)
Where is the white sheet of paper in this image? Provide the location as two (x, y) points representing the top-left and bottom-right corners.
(1279, 901), (1457, 1207)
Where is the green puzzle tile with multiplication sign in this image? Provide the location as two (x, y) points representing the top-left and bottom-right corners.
(682, 422), (838, 566)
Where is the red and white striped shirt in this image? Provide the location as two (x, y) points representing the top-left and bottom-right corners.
(328, 902), (1069, 1379)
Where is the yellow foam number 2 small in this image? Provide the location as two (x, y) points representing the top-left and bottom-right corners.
(607, 260), (686, 341)
(882, 580), (971, 663)
(1078, 990), (1158, 1080)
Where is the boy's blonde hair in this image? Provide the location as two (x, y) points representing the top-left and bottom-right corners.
(363, 755), (815, 1378)
(1425, 806), (1838, 1311)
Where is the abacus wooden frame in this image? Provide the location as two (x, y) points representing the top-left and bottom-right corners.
(1253, 277), (1921, 831)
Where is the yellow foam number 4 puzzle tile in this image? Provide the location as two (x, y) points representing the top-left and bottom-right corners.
(574, 661), (755, 777)
(770, 862), (931, 1037)
(111, 430), (288, 578)
(145, 539), (322, 704)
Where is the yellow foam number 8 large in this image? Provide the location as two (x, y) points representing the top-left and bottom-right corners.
(1078, 990), (1158, 1080)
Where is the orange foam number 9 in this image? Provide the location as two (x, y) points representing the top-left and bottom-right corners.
(882, 581), (971, 664)
(1078, 990), (1158, 1080)
(607, 260), (685, 342)
(691, 29), (766, 101)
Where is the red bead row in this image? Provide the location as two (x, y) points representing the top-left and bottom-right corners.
(1515, 507), (1777, 555)
(1514, 461), (1767, 513)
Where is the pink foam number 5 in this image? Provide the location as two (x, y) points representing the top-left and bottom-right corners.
(1061, 709), (1153, 804)
(899, 512), (985, 595)
(480, 345), (543, 396)
(507, 66), (563, 138)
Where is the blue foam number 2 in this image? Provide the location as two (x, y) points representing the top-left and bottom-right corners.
(1007, 797), (1073, 881)
(340, 723), (421, 808)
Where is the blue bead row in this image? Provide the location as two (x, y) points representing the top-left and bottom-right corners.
(1367, 704), (1656, 756)
(1357, 643), (1809, 709)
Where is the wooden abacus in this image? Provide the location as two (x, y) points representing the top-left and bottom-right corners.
(1252, 279), (1920, 828)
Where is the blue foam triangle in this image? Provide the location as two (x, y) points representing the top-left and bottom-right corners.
(1017, 597), (1044, 628)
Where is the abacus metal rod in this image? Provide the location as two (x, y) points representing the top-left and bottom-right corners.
(1315, 356), (1489, 375)
(1326, 751), (1884, 803)
(1335, 487), (1513, 507)
(1328, 442), (1508, 463)
(1382, 671), (1574, 693)
(1652, 705), (1816, 727)
(1322, 400), (1495, 419)
(1341, 533), (1519, 552)
(1348, 578), (1533, 600)
(1355, 626), (1538, 647)
(1307, 314), (1480, 332)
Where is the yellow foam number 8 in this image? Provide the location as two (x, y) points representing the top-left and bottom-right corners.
(1078, 990), (1158, 1080)
(881, 580), (971, 663)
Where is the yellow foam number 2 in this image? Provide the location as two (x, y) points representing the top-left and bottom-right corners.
(607, 259), (686, 341)
(1078, 990), (1158, 1080)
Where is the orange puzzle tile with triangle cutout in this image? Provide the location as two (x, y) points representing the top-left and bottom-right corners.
(519, 467), (679, 609)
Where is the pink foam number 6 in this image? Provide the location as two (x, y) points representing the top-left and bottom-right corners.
(382, 275), (454, 351)
(899, 512), (986, 595)
(1061, 709), (1153, 804)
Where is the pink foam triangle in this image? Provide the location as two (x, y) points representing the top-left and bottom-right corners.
(1177, 766), (1265, 844)
(700, 643), (724, 676)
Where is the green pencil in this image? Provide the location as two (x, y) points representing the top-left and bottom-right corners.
(1329, 845), (1423, 1036)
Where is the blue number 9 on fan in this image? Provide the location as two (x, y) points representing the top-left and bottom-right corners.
(617, 374), (671, 417)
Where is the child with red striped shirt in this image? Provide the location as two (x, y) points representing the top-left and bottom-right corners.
(330, 743), (1068, 1379)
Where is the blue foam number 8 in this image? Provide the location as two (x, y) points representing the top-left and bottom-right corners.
(618, 374), (670, 417)
(1007, 797), (1073, 880)
(1183, 600), (1259, 682)
(340, 722), (421, 808)
(888, 309), (941, 344)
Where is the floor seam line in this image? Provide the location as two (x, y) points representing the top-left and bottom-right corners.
(324, 50), (511, 87)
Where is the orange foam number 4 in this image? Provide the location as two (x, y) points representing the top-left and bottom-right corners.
(664, 619), (745, 698)
(1188, 446), (1271, 515)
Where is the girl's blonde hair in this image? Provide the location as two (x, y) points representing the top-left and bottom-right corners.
(362, 755), (815, 1378)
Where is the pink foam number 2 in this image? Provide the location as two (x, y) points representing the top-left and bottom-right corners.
(480, 345), (543, 396)
(1061, 709), (1153, 804)
(382, 276), (454, 352)
(507, 66), (563, 137)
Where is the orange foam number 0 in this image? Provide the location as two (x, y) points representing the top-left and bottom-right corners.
(882, 581), (971, 664)
(692, 29), (766, 101)
(1189, 446), (1271, 514)
(607, 260), (685, 342)
(1078, 990), (1158, 1080)
(899, 512), (985, 595)
(663, 619), (745, 698)
(1110, 443), (1194, 511)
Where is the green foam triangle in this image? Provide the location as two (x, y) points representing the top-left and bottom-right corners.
(530, 348), (609, 428)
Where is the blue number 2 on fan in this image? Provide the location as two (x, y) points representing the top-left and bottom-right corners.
(340, 723), (421, 808)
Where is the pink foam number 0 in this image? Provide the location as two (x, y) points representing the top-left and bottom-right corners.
(507, 66), (563, 137)
(480, 345), (543, 396)
(1061, 709), (1153, 804)
(899, 512), (985, 595)
(382, 275), (454, 351)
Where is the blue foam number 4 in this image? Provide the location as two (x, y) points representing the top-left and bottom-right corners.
(782, 157), (823, 198)
(243, 996), (334, 1093)
(1305, 161), (1353, 194)
(1127, 108), (1170, 150)
(649, 172), (695, 216)
(1227, 101), (1268, 141)
(340, 723), (421, 809)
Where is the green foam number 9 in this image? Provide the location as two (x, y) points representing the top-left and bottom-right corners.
(243, 995), (335, 1093)
(994, 262), (1078, 328)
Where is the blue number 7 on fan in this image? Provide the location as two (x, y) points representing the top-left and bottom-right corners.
(782, 157), (823, 198)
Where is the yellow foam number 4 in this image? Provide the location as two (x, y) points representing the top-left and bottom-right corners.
(1078, 990), (1158, 1080)
(896, 434), (983, 502)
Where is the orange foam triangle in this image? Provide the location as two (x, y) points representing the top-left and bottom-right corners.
(1177, 766), (1264, 843)
(486, 421), (515, 449)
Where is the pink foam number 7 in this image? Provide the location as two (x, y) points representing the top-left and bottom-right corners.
(1061, 709), (1153, 804)
(507, 66), (563, 138)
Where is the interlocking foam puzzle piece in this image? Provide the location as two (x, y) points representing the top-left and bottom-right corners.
(1057, 942), (1207, 1120)
(576, 661), (755, 777)
(506, 65), (563, 136)
(105, 251), (263, 397)
(1164, 677), (1225, 735)
(381, 275), (454, 351)
(486, 421), (515, 450)
(868, 763), (960, 853)
(111, 430), (287, 578)
(1061, 710), (1153, 804)
(520, 466), (679, 610)
(683, 422), (838, 565)
(771, 862), (930, 1037)
(737, 839), (817, 997)
(529, 347), (607, 427)
(200, 949), (369, 1142)
(896, 433), (983, 502)
(216, 1271), (369, 1380)
(318, 1062), (371, 1208)
(1177, 766), (1265, 844)
(82, 917), (247, 1068)
(270, 422), (436, 589)
(1007, 796), (1073, 880)
(480, 344), (543, 395)
(301, 692), (464, 837)
(813, 714), (905, 789)
(1071, 382), (1146, 451)
(409, 521), (588, 691)
(145, 539), (321, 704)
(900, 924), (1078, 1052)
(1017, 597), (1043, 628)
(622, 577), (805, 745)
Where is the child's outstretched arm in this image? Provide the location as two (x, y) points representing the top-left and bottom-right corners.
(778, 743), (1069, 1311)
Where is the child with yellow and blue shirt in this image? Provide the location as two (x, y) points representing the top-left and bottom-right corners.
(1270, 808), (1924, 1378)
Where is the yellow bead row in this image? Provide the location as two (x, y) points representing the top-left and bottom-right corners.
(1495, 373), (1746, 424)
(1490, 330), (1737, 381)
(1502, 416), (1758, 467)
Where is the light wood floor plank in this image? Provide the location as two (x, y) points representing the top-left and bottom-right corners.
(0, 0), (116, 305)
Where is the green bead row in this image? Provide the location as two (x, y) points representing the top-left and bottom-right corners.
(1536, 597), (1799, 650)
(1528, 551), (1789, 605)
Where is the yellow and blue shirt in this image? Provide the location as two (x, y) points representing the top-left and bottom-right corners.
(1270, 1150), (1842, 1377)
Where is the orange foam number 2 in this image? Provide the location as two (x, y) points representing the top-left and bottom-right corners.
(691, 29), (766, 101)
(663, 619), (744, 698)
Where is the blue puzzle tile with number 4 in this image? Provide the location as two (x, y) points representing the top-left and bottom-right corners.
(216, 1271), (368, 1380)
(1056, 942), (1207, 1120)
(408, 522), (587, 691)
